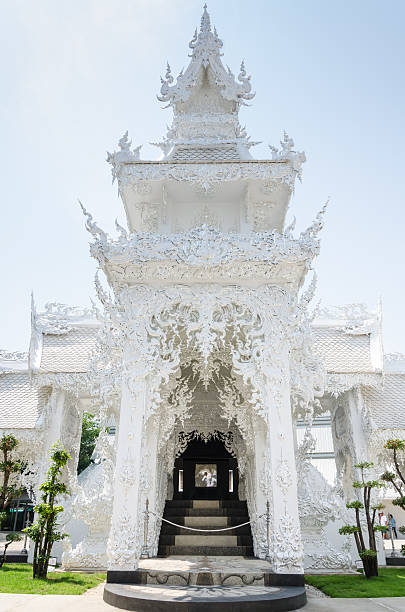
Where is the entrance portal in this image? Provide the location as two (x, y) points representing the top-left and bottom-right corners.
(173, 436), (239, 500)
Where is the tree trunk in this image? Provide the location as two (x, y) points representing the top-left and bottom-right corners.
(32, 540), (39, 578)
(363, 555), (378, 578)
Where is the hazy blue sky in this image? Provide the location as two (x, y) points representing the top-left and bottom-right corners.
(1, 0), (404, 353)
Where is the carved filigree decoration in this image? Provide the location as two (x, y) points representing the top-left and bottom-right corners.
(0, 350), (28, 361)
(269, 132), (306, 181)
(34, 300), (98, 335)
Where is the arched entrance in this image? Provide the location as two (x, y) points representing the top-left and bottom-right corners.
(158, 435), (252, 557)
(173, 434), (239, 500)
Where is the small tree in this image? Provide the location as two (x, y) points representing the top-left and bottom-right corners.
(23, 444), (70, 579)
(77, 413), (100, 474)
(339, 461), (384, 578)
(0, 434), (24, 527)
(380, 439), (405, 511)
(0, 532), (22, 568)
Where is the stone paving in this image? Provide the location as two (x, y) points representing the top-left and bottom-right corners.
(1, 584), (405, 612)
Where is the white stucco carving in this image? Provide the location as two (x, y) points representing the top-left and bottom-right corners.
(2, 4), (399, 577)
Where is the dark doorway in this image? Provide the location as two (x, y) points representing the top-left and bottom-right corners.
(173, 434), (239, 500)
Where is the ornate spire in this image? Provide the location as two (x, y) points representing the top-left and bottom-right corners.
(155, 5), (256, 159)
(200, 4), (211, 34)
(157, 5), (253, 107)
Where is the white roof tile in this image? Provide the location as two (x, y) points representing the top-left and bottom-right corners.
(40, 327), (99, 373)
(312, 327), (372, 373)
(0, 372), (44, 429)
(363, 373), (405, 428)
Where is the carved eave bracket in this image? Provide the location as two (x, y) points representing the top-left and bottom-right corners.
(88, 226), (320, 292)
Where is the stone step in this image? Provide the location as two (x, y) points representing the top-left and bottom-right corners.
(158, 499), (253, 559)
(159, 534), (253, 546)
(185, 515), (228, 527)
(161, 515), (250, 526)
(164, 507), (249, 517)
(178, 535), (236, 546)
(160, 524), (252, 537)
(166, 500), (248, 509)
(158, 545), (255, 556)
(104, 582), (307, 611)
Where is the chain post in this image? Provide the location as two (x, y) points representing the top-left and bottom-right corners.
(265, 500), (271, 562)
(140, 498), (150, 559)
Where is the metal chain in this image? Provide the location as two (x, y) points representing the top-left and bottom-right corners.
(149, 510), (265, 533)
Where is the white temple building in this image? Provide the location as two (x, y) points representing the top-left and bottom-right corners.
(1, 5), (405, 591)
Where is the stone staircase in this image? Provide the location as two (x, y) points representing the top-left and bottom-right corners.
(158, 499), (254, 556)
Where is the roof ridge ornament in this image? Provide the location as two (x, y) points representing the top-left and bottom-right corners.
(157, 4), (253, 107)
(155, 5), (256, 158)
(200, 3), (211, 34)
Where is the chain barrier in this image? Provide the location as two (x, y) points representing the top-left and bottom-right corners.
(141, 498), (272, 559)
(149, 510), (265, 533)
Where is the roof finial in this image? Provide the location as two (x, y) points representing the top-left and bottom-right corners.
(200, 4), (211, 34)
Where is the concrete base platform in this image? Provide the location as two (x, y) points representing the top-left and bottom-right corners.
(108, 555), (304, 587)
(387, 555), (405, 565)
(103, 583), (306, 611)
(105, 556), (306, 611)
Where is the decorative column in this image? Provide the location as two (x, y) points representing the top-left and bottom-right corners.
(106, 346), (149, 572)
(264, 342), (304, 575)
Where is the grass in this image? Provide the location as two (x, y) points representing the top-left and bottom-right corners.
(0, 564), (105, 594)
(306, 567), (405, 598)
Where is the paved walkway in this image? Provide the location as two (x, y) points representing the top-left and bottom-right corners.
(305, 594), (405, 611)
(1, 585), (405, 611)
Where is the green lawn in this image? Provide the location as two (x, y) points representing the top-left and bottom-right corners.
(0, 564), (105, 594)
(306, 567), (405, 598)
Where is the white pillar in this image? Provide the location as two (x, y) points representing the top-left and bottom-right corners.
(250, 418), (271, 559)
(264, 347), (304, 574)
(107, 366), (147, 570)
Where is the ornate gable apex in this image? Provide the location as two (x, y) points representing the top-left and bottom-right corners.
(156, 5), (257, 161)
(158, 5), (254, 109)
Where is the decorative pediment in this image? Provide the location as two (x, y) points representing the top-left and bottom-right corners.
(158, 6), (254, 110)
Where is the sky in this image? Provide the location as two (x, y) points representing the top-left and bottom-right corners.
(1, 0), (404, 354)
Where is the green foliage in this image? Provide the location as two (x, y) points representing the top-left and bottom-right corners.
(339, 525), (360, 535)
(381, 470), (396, 482)
(77, 413), (100, 475)
(354, 461), (374, 470)
(381, 439), (405, 511)
(399, 526), (405, 535)
(339, 460), (382, 578)
(385, 439), (405, 451)
(0, 434), (24, 515)
(0, 564), (105, 594)
(23, 444), (71, 579)
(371, 503), (385, 512)
(0, 532), (22, 568)
(305, 568), (405, 598)
(346, 500), (363, 510)
(0, 512), (6, 529)
(401, 545), (405, 557)
(373, 524), (386, 533)
(359, 549), (377, 559)
(353, 479), (382, 489)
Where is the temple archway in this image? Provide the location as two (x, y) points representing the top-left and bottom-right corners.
(173, 434), (239, 500)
